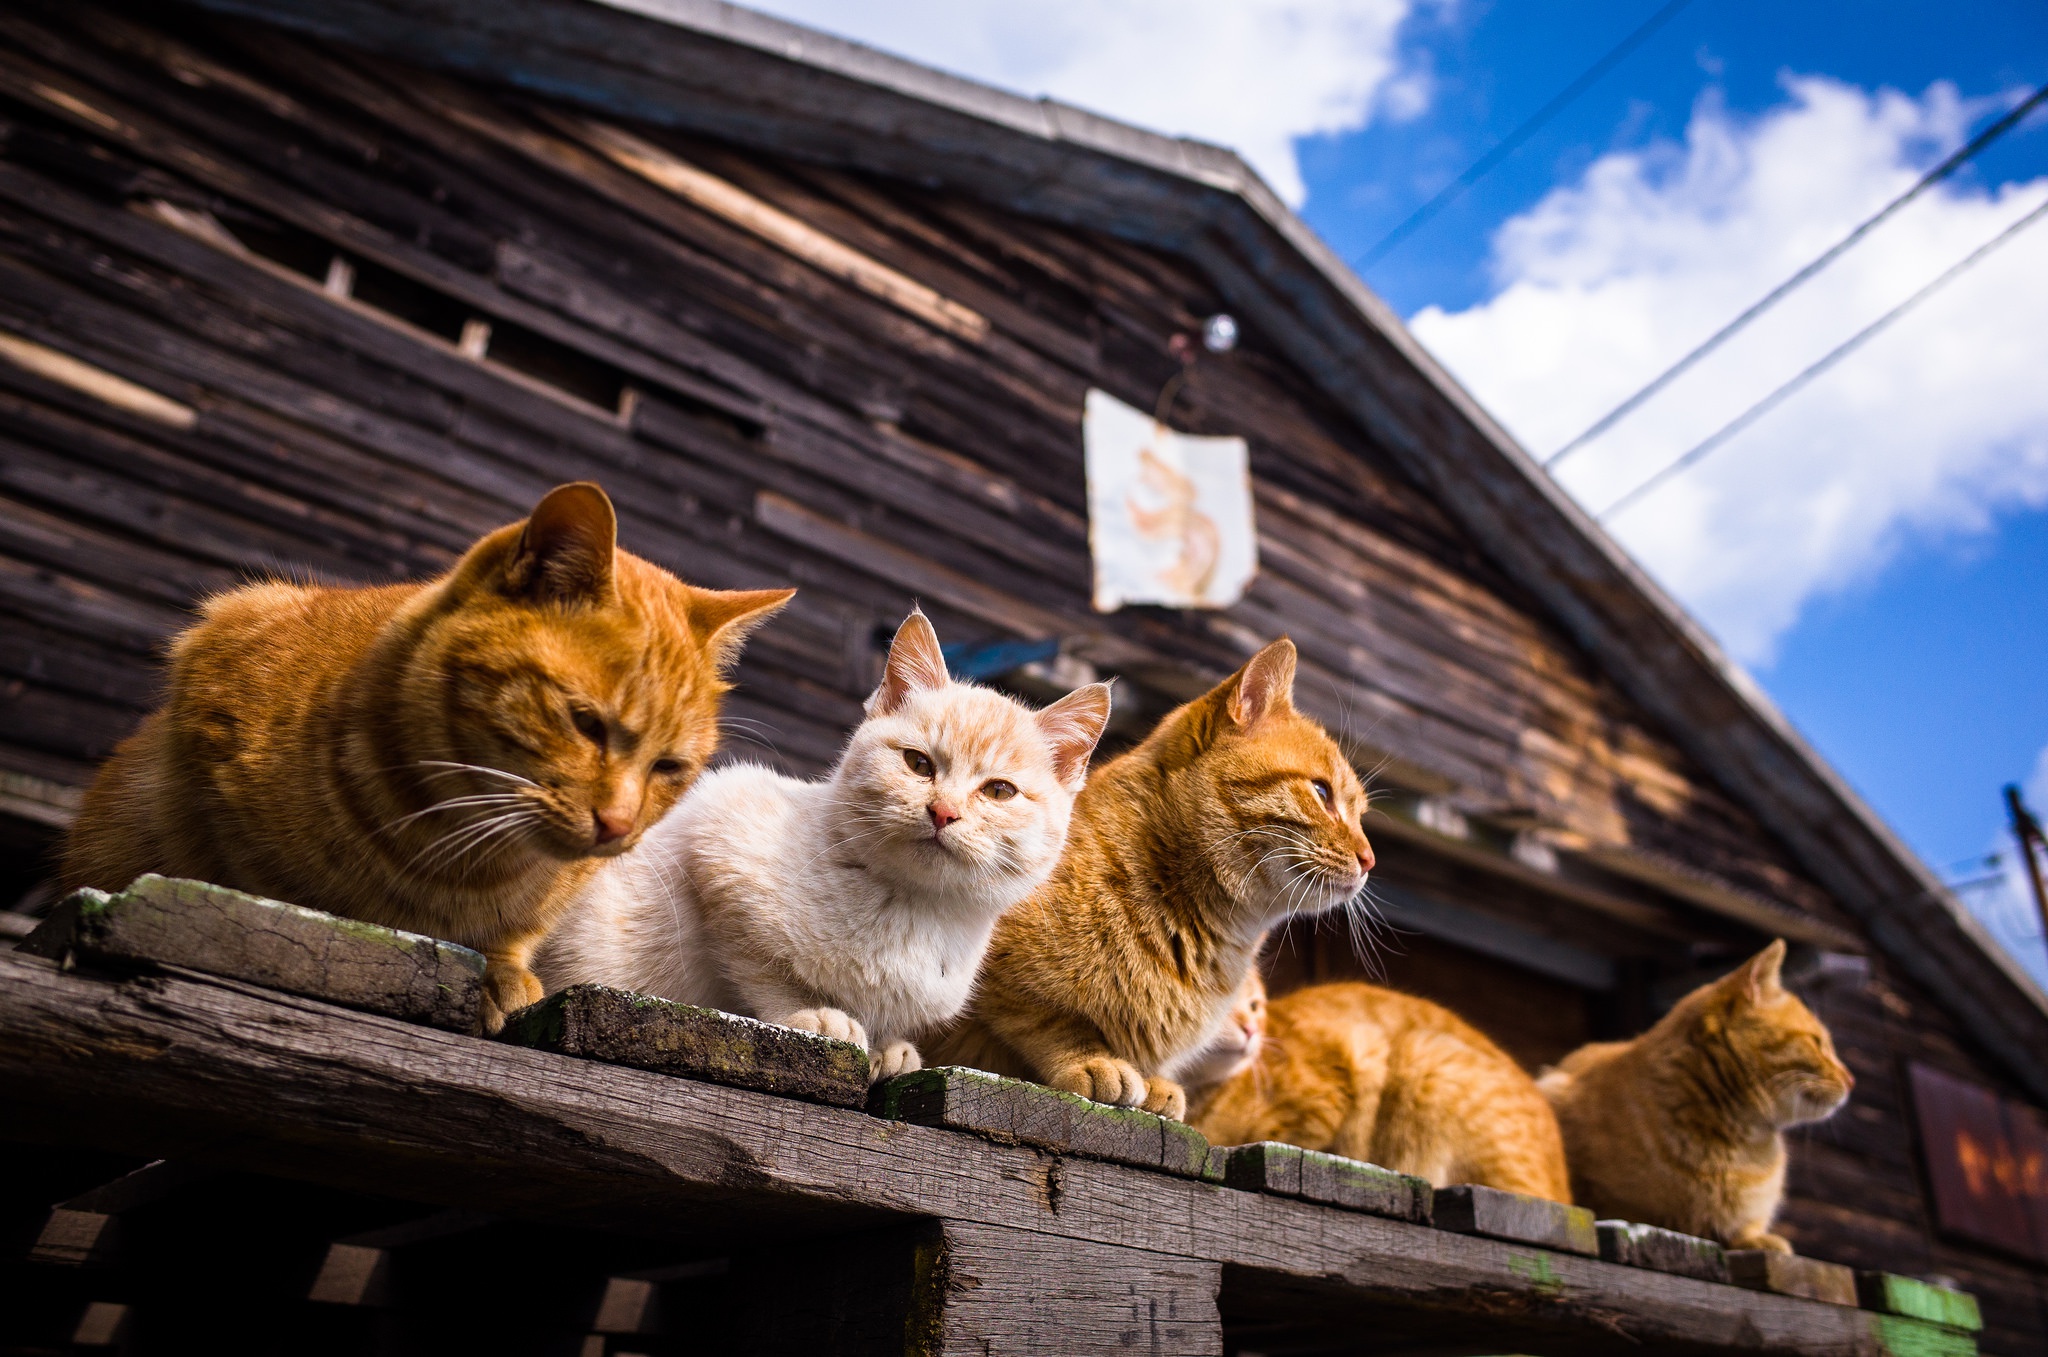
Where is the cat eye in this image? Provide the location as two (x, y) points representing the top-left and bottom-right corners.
(981, 779), (1018, 801)
(1310, 779), (1333, 809)
(570, 708), (608, 748)
(903, 748), (935, 778)
(651, 757), (685, 776)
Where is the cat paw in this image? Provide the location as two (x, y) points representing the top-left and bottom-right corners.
(1049, 1056), (1149, 1108)
(785, 1007), (869, 1050)
(871, 1040), (922, 1081)
(1142, 1076), (1188, 1121)
(1731, 1231), (1794, 1254)
(479, 962), (545, 1036)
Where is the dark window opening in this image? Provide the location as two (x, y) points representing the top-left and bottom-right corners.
(346, 259), (469, 344)
(208, 208), (630, 415)
(228, 217), (335, 283)
(484, 321), (626, 412)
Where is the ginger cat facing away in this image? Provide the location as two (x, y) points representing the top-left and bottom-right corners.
(932, 638), (1374, 1120)
(540, 609), (1111, 1079)
(1188, 977), (1572, 1202)
(63, 483), (793, 1032)
(1538, 940), (1854, 1251)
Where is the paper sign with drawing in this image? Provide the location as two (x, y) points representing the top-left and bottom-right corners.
(1083, 387), (1257, 612)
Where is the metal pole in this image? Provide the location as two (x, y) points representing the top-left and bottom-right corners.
(2004, 784), (2048, 965)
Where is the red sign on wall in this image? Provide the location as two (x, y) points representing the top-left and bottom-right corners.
(1909, 1062), (2048, 1262)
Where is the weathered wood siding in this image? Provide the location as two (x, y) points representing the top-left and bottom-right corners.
(0, 2), (2041, 1345)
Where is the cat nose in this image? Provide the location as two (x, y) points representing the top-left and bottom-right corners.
(592, 806), (633, 844)
(929, 802), (961, 832)
(1356, 843), (1375, 875)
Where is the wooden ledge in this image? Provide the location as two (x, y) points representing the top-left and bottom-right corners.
(872, 1065), (1210, 1177)
(1209, 1141), (1431, 1223)
(1433, 1183), (1598, 1256)
(500, 983), (870, 1108)
(0, 950), (1976, 1355)
(18, 875), (483, 1032)
(1598, 1219), (1729, 1282)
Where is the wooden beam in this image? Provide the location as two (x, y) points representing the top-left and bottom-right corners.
(0, 951), (1969, 1355)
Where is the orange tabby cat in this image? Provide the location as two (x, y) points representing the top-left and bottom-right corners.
(933, 638), (1374, 1120)
(63, 483), (792, 1031)
(1537, 941), (1854, 1250)
(1189, 979), (1572, 1201)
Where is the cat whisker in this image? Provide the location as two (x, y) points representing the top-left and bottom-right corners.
(380, 793), (532, 835)
(408, 759), (541, 788)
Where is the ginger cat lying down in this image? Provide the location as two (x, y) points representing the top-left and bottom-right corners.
(64, 483), (792, 1031)
(1539, 940), (1853, 1251)
(1188, 973), (1572, 1202)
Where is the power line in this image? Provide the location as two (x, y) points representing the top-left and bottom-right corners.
(1547, 79), (2048, 471)
(1354, 0), (1694, 271)
(1597, 194), (2048, 521)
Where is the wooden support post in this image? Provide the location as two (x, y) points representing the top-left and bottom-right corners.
(916, 1221), (1222, 1357)
(29, 1160), (213, 1267)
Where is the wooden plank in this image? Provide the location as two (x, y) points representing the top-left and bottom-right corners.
(559, 114), (989, 344)
(1855, 1273), (1982, 1332)
(873, 1065), (1210, 1179)
(1208, 1141), (1431, 1224)
(0, 950), (1976, 1356)
(1598, 1221), (1730, 1283)
(498, 983), (870, 1109)
(1727, 1251), (1859, 1307)
(19, 875), (484, 1032)
(1432, 1184), (1598, 1257)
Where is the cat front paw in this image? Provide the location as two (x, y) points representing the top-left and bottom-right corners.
(871, 1040), (922, 1081)
(479, 961), (545, 1036)
(784, 1007), (869, 1050)
(1730, 1230), (1794, 1254)
(1049, 1056), (1149, 1108)
(1142, 1076), (1188, 1121)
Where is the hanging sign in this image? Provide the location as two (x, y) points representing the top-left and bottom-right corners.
(1083, 387), (1257, 612)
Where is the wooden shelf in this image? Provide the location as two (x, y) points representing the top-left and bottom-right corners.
(0, 885), (1978, 1355)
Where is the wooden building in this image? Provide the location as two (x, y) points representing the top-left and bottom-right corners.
(0, 0), (2043, 1350)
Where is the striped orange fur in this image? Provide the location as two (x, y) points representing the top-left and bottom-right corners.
(1538, 941), (1854, 1250)
(62, 483), (791, 1031)
(1189, 978), (1572, 1201)
(932, 638), (1373, 1120)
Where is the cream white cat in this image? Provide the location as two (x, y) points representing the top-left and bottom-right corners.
(538, 609), (1112, 1079)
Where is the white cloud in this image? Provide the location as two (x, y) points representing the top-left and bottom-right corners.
(1410, 77), (2048, 661)
(732, 0), (1426, 205)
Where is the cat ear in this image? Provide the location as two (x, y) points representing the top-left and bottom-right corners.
(690, 585), (797, 671)
(1037, 681), (1113, 790)
(1228, 638), (1297, 729)
(1739, 939), (1788, 1002)
(867, 609), (950, 715)
(503, 482), (617, 605)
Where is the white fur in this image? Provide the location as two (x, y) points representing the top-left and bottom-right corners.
(540, 613), (1109, 1078)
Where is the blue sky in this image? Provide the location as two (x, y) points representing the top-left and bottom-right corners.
(1300, 0), (2048, 981)
(750, 0), (2048, 984)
